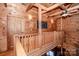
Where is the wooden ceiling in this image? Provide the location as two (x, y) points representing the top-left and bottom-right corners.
(21, 3), (79, 20)
(22, 3), (55, 8)
(1, 3), (79, 20)
(41, 3), (55, 7)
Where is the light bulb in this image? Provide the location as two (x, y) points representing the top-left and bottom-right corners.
(51, 19), (54, 24)
(28, 14), (32, 20)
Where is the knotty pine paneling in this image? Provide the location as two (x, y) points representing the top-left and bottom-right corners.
(0, 4), (7, 52)
(57, 14), (79, 55)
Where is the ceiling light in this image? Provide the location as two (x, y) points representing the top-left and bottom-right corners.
(28, 14), (32, 20)
(51, 19), (54, 24)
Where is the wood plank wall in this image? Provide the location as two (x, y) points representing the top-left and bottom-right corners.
(7, 4), (27, 49)
(0, 4), (7, 52)
(57, 14), (79, 55)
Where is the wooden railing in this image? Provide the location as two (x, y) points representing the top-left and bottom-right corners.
(14, 31), (64, 56)
(14, 34), (27, 56)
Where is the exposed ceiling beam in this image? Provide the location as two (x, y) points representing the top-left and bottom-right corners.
(49, 5), (79, 17)
(25, 3), (34, 12)
(67, 5), (79, 11)
(49, 11), (62, 16)
(25, 3), (48, 13)
(34, 3), (47, 10)
(59, 4), (73, 10)
(25, 3), (64, 15)
(42, 3), (64, 14)
(4, 3), (7, 7)
(66, 4), (73, 9)
(54, 10), (79, 19)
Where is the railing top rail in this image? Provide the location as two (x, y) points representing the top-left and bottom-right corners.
(14, 38), (27, 56)
(14, 33), (38, 36)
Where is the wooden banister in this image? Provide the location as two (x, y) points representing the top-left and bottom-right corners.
(14, 35), (26, 56)
(14, 31), (64, 56)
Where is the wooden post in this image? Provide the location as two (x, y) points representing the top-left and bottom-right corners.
(60, 17), (63, 55)
(60, 17), (63, 31)
(14, 35), (26, 56)
(38, 7), (42, 47)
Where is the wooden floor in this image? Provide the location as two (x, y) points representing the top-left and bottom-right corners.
(0, 49), (15, 56)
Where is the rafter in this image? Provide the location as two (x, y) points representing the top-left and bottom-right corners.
(25, 3), (64, 16)
(49, 5), (79, 17)
(34, 3), (47, 10)
(42, 3), (64, 14)
(25, 3), (34, 12)
(56, 11), (79, 19)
